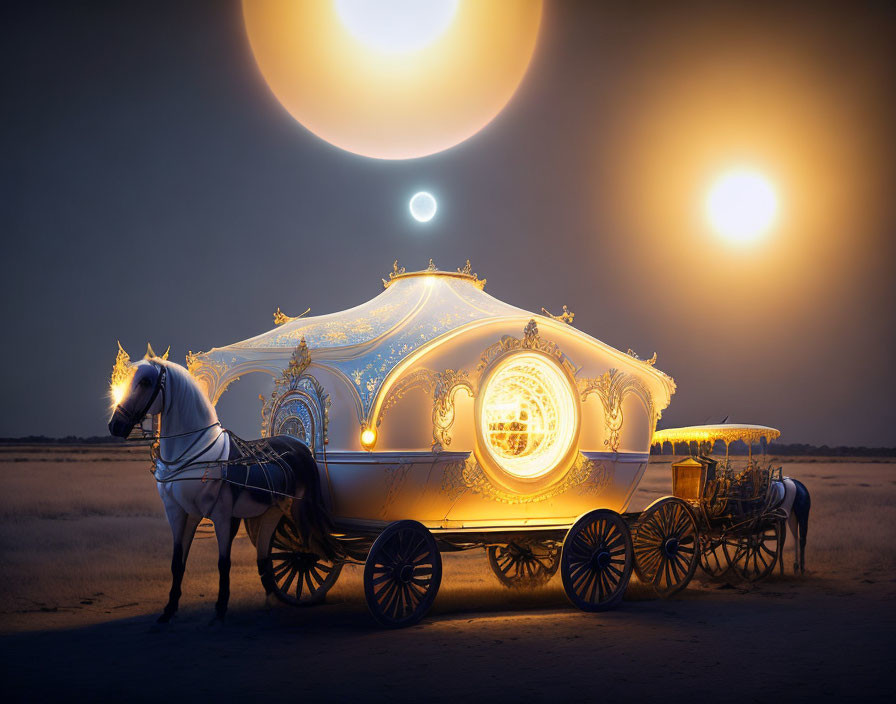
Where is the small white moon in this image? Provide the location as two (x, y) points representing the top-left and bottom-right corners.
(409, 191), (437, 223)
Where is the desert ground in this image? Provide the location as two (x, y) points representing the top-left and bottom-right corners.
(1, 446), (894, 702)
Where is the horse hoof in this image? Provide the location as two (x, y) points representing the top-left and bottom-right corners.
(156, 612), (174, 624)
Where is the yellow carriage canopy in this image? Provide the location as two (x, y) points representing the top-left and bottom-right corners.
(652, 424), (781, 451)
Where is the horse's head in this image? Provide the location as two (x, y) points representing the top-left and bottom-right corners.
(108, 360), (166, 438)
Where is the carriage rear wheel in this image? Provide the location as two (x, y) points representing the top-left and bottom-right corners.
(264, 516), (342, 606)
(363, 520), (442, 628)
(723, 521), (781, 582)
(698, 535), (732, 581)
(487, 542), (560, 588)
(561, 509), (633, 611)
(632, 498), (699, 597)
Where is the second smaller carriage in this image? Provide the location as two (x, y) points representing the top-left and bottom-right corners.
(630, 424), (788, 596)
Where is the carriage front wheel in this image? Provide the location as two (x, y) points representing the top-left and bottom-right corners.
(561, 509), (633, 611)
(363, 520), (442, 628)
(264, 516), (342, 606)
(723, 521), (781, 582)
(632, 497), (699, 597)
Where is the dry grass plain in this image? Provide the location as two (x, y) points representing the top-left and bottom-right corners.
(1, 446), (894, 702)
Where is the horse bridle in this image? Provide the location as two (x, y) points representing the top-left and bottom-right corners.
(117, 362), (167, 438)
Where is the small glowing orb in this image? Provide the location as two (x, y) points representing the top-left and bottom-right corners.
(705, 169), (779, 243)
(335, 0), (458, 54)
(409, 192), (437, 222)
(360, 427), (377, 449)
(479, 353), (578, 480)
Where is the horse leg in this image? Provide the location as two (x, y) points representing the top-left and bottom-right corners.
(254, 507), (283, 603)
(212, 516), (241, 622)
(158, 505), (199, 623)
(787, 513), (800, 574)
(778, 518), (786, 576)
(797, 506), (809, 575)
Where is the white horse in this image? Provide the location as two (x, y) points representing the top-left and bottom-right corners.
(109, 357), (333, 623)
(768, 476), (811, 574)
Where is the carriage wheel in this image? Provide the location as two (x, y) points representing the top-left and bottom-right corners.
(698, 534), (732, 581)
(265, 516), (342, 606)
(723, 521), (781, 582)
(561, 509), (633, 611)
(363, 520), (442, 628)
(487, 542), (560, 588)
(632, 498), (699, 597)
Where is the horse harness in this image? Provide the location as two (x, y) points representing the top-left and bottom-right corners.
(151, 429), (301, 502)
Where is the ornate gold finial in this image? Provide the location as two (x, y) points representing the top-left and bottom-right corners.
(145, 343), (169, 360)
(542, 305), (575, 325)
(111, 341), (131, 388)
(426, 258), (438, 271)
(284, 337), (311, 381)
(382, 260), (407, 287)
(185, 350), (200, 374)
(456, 259), (487, 289)
(274, 306), (310, 326)
(626, 349), (657, 366)
(523, 319), (539, 347)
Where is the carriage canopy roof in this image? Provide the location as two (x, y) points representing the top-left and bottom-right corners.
(188, 260), (675, 417)
(652, 424), (781, 447)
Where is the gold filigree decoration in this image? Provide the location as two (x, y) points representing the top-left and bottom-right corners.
(258, 337), (330, 445)
(111, 341), (131, 389)
(376, 368), (475, 451)
(432, 370), (474, 451)
(284, 338), (311, 381)
(274, 306), (310, 326)
(144, 343), (169, 360)
(440, 453), (606, 505)
(626, 348), (657, 366)
(476, 320), (579, 378)
(382, 259), (407, 288)
(185, 350), (200, 375)
(579, 369), (656, 452)
(541, 305), (575, 325)
(457, 259), (487, 289)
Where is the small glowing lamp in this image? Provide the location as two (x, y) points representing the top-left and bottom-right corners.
(360, 427), (377, 449)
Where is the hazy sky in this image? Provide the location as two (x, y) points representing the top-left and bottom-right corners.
(2, 1), (894, 445)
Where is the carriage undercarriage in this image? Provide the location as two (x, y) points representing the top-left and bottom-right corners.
(247, 455), (789, 628)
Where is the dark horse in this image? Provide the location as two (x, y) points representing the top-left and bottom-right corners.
(109, 357), (333, 623)
(780, 477), (811, 574)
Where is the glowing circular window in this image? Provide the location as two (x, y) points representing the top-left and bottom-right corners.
(478, 353), (578, 480)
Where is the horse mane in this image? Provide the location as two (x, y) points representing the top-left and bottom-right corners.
(153, 359), (219, 427)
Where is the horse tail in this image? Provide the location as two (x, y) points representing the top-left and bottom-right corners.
(289, 449), (337, 560)
(793, 479), (810, 573)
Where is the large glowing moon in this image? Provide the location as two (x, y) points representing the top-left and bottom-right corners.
(706, 169), (779, 243)
(409, 192), (437, 222)
(242, 0), (542, 160)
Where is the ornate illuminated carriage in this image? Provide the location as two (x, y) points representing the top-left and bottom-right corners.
(187, 260), (682, 625)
